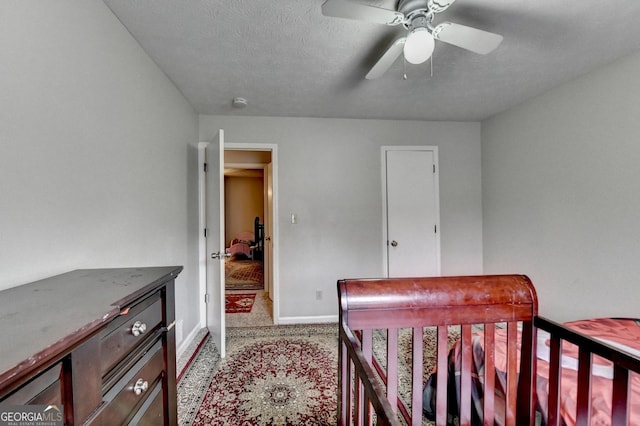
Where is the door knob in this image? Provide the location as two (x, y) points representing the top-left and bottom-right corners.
(211, 251), (231, 259)
(265, 237), (271, 241)
(390, 240), (398, 247)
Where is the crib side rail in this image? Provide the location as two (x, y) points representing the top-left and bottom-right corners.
(338, 323), (400, 426)
(535, 316), (640, 426)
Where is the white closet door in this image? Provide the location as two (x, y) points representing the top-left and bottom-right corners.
(384, 148), (440, 277)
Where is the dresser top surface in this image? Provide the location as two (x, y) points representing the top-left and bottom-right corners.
(0, 266), (182, 384)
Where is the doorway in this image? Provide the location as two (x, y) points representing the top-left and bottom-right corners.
(382, 146), (441, 277)
(224, 148), (274, 327)
(198, 141), (279, 355)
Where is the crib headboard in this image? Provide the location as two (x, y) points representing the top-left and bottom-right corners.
(337, 275), (539, 426)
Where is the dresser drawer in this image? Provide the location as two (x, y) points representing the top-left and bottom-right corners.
(127, 381), (163, 426)
(89, 341), (164, 426)
(100, 295), (163, 376)
(0, 363), (62, 405)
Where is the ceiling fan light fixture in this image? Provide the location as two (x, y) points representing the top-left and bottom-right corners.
(403, 27), (434, 64)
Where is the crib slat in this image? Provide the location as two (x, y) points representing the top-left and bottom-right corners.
(516, 321), (536, 426)
(340, 340), (349, 425)
(505, 322), (518, 426)
(362, 329), (373, 425)
(354, 372), (362, 425)
(611, 365), (629, 426)
(362, 329), (373, 361)
(387, 328), (399, 415)
(363, 394), (371, 426)
(460, 325), (473, 426)
(575, 347), (592, 426)
(412, 327), (424, 426)
(436, 326), (449, 426)
(546, 333), (562, 426)
(483, 323), (496, 426)
(348, 356), (357, 425)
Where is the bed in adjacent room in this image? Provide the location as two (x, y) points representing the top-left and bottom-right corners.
(225, 230), (263, 290)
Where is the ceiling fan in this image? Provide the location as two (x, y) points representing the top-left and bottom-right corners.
(321, 0), (503, 79)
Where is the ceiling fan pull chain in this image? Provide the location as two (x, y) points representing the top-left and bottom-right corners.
(403, 56), (408, 80)
(429, 54), (433, 78)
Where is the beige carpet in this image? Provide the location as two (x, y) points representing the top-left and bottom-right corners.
(225, 290), (273, 327)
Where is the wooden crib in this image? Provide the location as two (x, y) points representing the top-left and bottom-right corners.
(337, 275), (640, 426)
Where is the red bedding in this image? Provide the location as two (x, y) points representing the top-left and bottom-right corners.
(534, 318), (640, 426)
(423, 318), (640, 425)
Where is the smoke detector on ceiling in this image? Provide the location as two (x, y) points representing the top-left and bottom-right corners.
(232, 97), (248, 109)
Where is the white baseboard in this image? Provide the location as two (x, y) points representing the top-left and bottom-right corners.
(177, 324), (203, 359)
(276, 315), (338, 325)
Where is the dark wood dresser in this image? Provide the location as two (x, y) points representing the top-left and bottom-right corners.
(0, 266), (182, 425)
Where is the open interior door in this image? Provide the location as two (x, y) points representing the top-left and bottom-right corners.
(205, 130), (227, 357)
(265, 162), (274, 301)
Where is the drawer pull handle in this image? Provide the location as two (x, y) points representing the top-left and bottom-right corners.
(133, 378), (149, 395)
(131, 321), (147, 337)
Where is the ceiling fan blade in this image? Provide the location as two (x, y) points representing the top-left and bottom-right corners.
(432, 22), (503, 54)
(427, 0), (458, 14)
(366, 37), (406, 79)
(321, 0), (404, 25)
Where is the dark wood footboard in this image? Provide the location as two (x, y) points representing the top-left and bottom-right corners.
(337, 275), (539, 426)
(337, 275), (640, 426)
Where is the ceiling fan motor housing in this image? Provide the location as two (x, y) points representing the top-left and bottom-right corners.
(398, 0), (457, 17)
(398, 0), (429, 21)
(398, 0), (434, 30)
(398, 0), (428, 17)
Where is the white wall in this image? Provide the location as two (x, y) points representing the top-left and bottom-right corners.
(0, 1), (200, 347)
(200, 116), (483, 320)
(225, 175), (264, 245)
(482, 52), (640, 321)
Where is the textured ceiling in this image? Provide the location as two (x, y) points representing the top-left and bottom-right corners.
(103, 0), (640, 121)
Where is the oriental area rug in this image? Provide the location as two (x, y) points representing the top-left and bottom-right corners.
(177, 324), (338, 425)
(225, 293), (256, 313)
(225, 259), (264, 290)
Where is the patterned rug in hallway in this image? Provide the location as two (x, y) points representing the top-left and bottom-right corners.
(225, 259), (263, 290)
(225, 293), (256, 313)
(178, 324), (338, 425)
